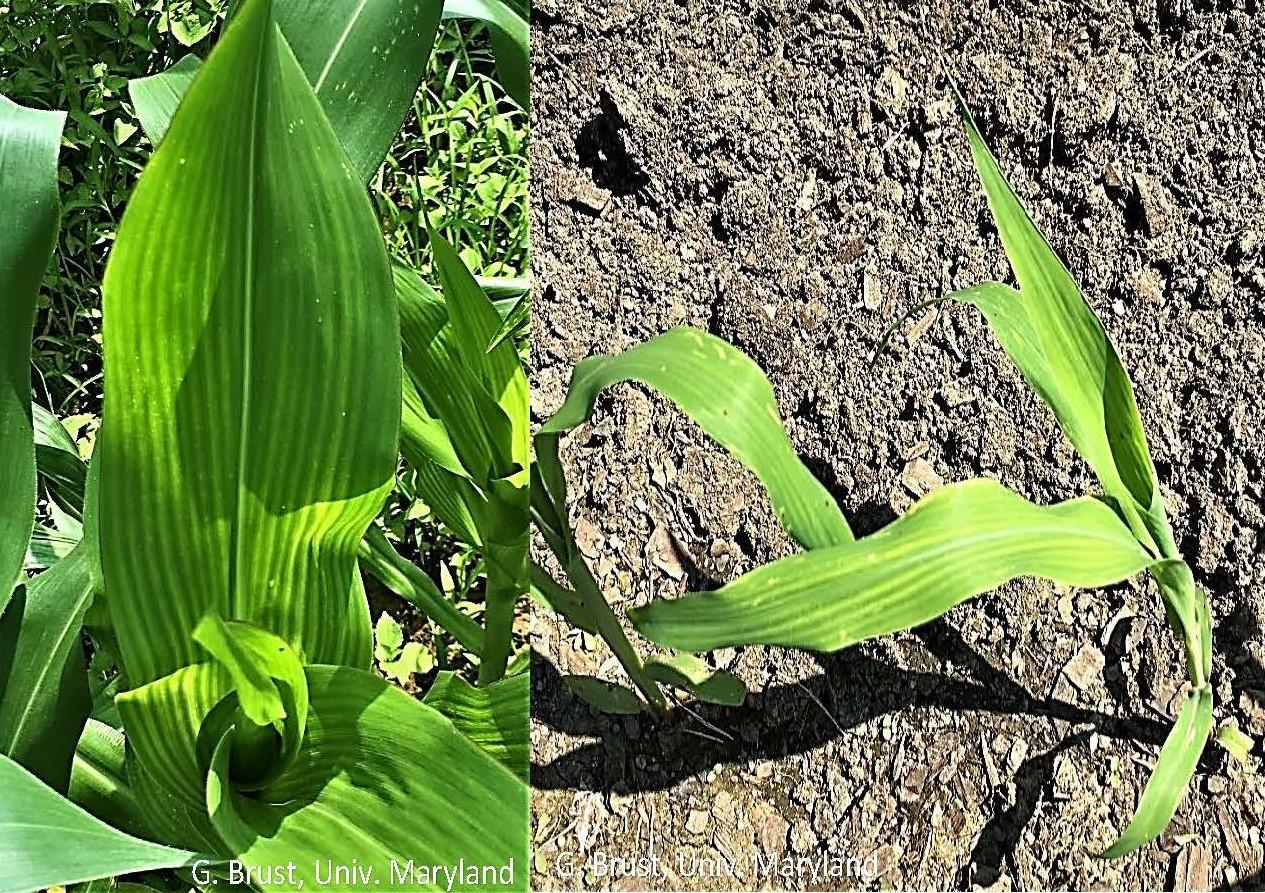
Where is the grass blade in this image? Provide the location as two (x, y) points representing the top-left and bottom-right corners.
(630, 479), (1151, 653)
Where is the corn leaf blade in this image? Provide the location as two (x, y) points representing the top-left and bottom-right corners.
(127, 54), (201, 145)
(645, 654), (746, 707)
(0, 545), (94, 791)
(100, 0), (399, 684)
(954, 96), (1172, 557)
(128, 0), (444, 181)
(423, 669), (528, 780)
(564, 675), (644, 714)
(537, 326), (851, 554)
(0, 95), (64, 605)
(0, 753), (198, 893)
(1100, 688), (1213, 857)
(630, 479), (1151, 653)
(33, 404), (87, 518)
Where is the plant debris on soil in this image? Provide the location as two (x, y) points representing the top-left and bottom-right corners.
(529, 1), (1265, 890)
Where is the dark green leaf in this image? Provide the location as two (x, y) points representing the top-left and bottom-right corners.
(0, 95), (64, 607)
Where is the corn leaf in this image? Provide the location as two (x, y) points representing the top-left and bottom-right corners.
(23, 524), (77, 572)
(529, 560), (597, 634)
(191, 613), (307, 734)
(0, 545), (94, 791)
(33, 403), (87, 518)
(127, 54), (201, 146)
(0, 754), (198, 893)
(0, 96), (63, 605)
(564, 675), (644, 714)
(206, 666), (528, 891)
(645, 654), (746, 707)
(423, 669), (528, 780)
(953, 96), (1173, 560)
(442, 0), (529, 109)
(487, 291), (528, 352)
(399, 240), (530, 685)
(536, 326), (851, 555)
(630, 479), (1151, 653)
(276, 0), (444, 180)
(68, 720), (150, 840)
(99, 0), (399, 685)
(128, 0), (444, 181)
(1100, 688), (1213, 857)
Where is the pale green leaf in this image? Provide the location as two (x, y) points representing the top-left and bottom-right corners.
(1101, 688), (1213, 857)
(486, 291), (528, 352)
(645, 654), (746, 707)
(953, 95), (1173, 560)
(373, 610), (404, 662)
(127, 54), (201, 145)
(536, 326), (851, 558)
(1215, 723), (1255, 766)
(33, 403), (87, 517)
(130, 0), (445, 181)
(630, 479), (1151, 653)
(207, 666), (528, 891)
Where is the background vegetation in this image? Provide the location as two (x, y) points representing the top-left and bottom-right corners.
(0, 0), (529, 418)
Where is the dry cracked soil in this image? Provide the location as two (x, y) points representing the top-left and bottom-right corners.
(529, 1), (1265, 889)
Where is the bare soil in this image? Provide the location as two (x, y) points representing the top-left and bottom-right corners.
(529, 1), (1265, 889)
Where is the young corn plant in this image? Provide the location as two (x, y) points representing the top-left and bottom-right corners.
(0, 2), (529, 891)
(535, 93), (1241, 855)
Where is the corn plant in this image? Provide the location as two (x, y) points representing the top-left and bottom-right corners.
(0, 1), (529, 890)
(534, 93), (1242, 856)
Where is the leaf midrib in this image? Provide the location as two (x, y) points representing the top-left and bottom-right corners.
(229, 17), (268, 621)
(312, 0), (371, 94)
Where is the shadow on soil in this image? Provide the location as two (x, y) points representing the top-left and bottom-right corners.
(532, 621), (1180, 795)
